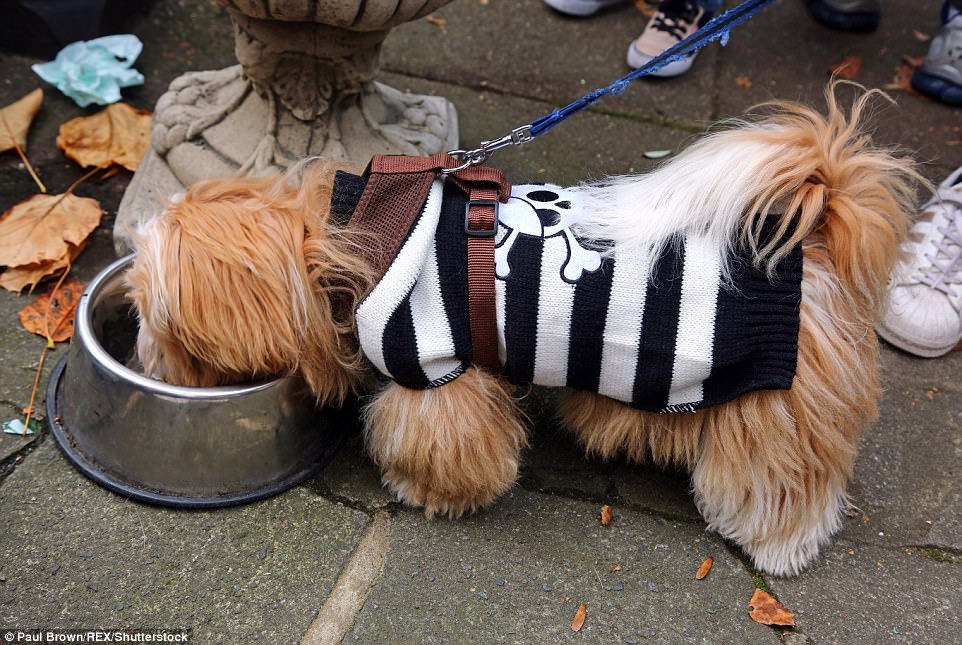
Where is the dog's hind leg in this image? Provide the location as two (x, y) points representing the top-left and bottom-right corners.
(692, 272), (878, 576)
(559, 390), (703, 469)
(362, 366), (529, 518)
(691, 391), (856, 577)
(560, 348), (865, 577)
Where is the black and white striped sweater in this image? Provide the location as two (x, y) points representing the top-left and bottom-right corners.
(333, 171), (802, 414)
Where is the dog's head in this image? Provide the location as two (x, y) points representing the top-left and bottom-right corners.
(126, 162), (375, 406)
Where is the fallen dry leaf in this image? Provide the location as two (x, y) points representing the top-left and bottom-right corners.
(570, 602), (587, 632)
(830, 55), (862, 80)
(695, 556), (713, 580)
(18, 277), (85, 343)
(0, 193), (102, 269)
(748, 588), (795, 626)
(0, 243), (85, 293)
(735, 75), (753, 89)
(425, 14), (448, 26)
(600, 504), (613, 527)
(0, 89), (43, 153)
(610, 564), (622, 573)
(887, 56), (926, 94)
(57, 102), (151, 171)
(633, 0), (660, 17)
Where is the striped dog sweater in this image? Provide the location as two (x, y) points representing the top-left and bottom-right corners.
(333, 170), (802, 413)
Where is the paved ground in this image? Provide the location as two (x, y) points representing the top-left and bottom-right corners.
(1, 0), (960, 643)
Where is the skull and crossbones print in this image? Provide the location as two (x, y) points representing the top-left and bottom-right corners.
(495, 184), (602, 283)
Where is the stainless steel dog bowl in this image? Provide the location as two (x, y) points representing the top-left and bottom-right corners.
(47, 255), (354, 508)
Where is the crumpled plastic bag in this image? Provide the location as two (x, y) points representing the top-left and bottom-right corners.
(32, 34), (144, 108)
(2, 418), (36, 436)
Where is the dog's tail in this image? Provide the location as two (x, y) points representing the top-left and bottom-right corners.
(576, 84), (920, 311)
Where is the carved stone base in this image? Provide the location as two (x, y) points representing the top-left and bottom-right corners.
(114, 65), (458, 253)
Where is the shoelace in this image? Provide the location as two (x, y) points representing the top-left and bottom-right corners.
(917, 190), (962, 299)
(652, 1), (700, 40)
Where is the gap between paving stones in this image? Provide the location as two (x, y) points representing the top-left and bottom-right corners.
(381, 67), (714, 137)
(301, 509), (391, 645)
(0, 427), (46, 483)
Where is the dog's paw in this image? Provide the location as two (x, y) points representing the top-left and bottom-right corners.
(742, 537), (824, 578)
(381, 469), (496, 519)
(716, 491), (847, 577)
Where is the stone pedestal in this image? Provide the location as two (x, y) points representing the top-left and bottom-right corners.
(115, 0), (457, 252)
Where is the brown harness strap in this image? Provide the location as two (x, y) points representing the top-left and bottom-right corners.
(349, 153), (509, 374)
(464, 183), (501, 373)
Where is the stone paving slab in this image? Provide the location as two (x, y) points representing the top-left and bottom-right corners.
(382, 1), (718, 126)
(770, 538), (962, 643)
(348, 489), (777, 644)
(0, 443), (370, 643)
(715, 0), (962, 177)
(375, 73), (696, 184)
(838, 348), (962, 551)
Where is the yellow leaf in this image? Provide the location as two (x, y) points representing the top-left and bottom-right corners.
(0, 194), (102, 268)
(570, 602), (587, 632)
(748, 588), (795, 626)
(0, 89), (43, 153)
(18, 277), (85, 343)
(57, 103), (151, 171)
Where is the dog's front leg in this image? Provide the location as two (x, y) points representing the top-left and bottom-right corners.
(362, 366), (528, 518)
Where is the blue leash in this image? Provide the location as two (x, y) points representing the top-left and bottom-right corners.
(445, 0), (776, 172)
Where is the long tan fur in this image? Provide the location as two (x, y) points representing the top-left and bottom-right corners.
(560, 86), (919, 576)
(128, 162), (375, 407)
(128, 85), (919, 576)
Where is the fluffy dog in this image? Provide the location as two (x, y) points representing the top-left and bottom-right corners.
(127, 88), (918, 576)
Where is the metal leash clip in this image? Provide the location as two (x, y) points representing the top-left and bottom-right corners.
(443, 125), (533, 174)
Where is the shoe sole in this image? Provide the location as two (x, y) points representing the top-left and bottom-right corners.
(805, 0), (879, 32)
(911, 69), (962, 107)
(544, 0), (622, 17)
(875, 324), (961, 358)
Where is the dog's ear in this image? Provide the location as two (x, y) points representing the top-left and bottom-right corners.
(291, 163), (377, 404)
(128, 166), (374, 405)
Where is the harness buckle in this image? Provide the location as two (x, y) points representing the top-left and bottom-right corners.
(464, 199), (500, 238)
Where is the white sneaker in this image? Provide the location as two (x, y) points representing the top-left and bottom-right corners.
(877, 165), (962, 357)
(544, 0), (626, 17)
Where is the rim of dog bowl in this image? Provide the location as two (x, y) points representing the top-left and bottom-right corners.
(45, 354), (346, 508)
(80, 254), (278, 399)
